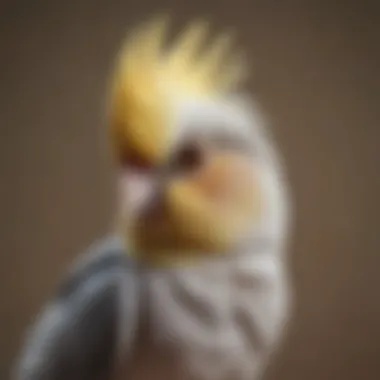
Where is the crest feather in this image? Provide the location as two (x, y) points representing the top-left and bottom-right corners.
(108, 15), (248, 164)
(111, 14), (248, 99)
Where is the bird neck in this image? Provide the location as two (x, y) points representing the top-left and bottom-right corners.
(119, 230), (272, 269)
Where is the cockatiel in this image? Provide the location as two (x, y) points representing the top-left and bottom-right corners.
(13, 15), (291, 380)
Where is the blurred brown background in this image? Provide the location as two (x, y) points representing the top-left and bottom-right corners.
(1, 0), (379, 379)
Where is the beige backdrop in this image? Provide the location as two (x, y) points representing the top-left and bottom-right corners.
(1, 1), (379, 379)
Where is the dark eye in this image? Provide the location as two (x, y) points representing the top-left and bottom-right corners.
(171, 142), (204, 174)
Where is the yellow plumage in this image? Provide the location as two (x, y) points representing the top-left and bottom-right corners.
(108, 15), (260, 265)
(108, 15), (246, 165)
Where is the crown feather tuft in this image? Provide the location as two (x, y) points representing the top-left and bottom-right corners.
(111, 15), (247, 100)
(108, 15), (249, 164)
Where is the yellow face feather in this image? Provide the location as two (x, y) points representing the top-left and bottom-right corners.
(109, 16), (260, 265)
(127, 153), (262, 265)
(108, 15), (247, 166)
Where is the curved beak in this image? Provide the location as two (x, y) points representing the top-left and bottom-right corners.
(119, 168), (157, 218)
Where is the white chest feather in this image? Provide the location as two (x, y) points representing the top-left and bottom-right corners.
(120, 250), (289, 380)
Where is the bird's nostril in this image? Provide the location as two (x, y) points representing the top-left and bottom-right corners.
(120, 149), (154, 172)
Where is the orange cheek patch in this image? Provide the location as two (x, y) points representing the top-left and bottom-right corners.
(176, 153), (260, 210)
(165, 152), (262, 249)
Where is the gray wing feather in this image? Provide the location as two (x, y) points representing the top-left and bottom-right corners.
(12, 236), (138, 380)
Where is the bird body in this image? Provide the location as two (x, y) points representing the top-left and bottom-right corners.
(13, 15), (292, 380)
(116, 249), (288, 380)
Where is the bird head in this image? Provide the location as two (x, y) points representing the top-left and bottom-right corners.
(107, 16), (284, 266)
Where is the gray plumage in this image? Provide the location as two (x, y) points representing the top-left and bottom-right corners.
(12, 236), (138, 380)
(13, 233), (290, 380)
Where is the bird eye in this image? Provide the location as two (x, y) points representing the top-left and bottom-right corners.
(171, 142), (204, 174)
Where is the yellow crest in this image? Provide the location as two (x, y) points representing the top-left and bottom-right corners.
(108, 15), (247, 165)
